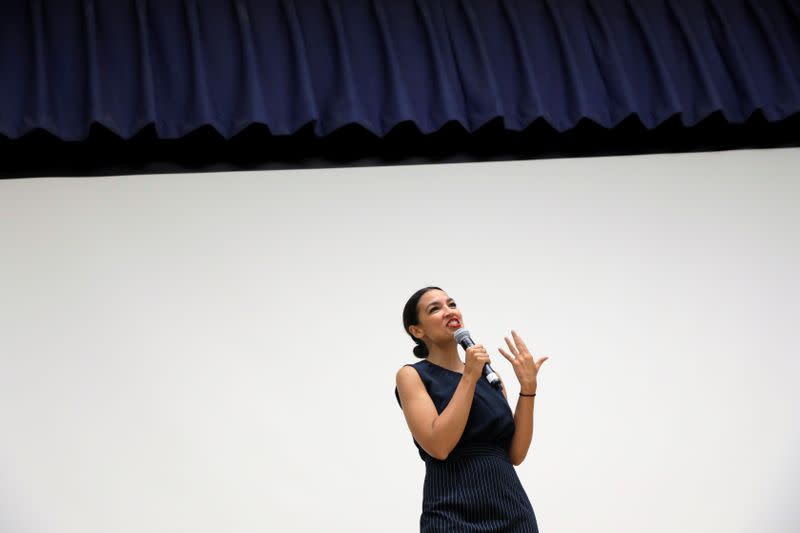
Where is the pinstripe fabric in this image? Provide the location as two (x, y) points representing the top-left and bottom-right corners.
(422, 445), (538, 532)
(395, 360), (539, 532)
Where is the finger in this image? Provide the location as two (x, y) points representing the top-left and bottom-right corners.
(511, 330), (529, 353)
(536, 356), (549, 367)
(504, 336), (519, 356)
(498, 347), (515, 363)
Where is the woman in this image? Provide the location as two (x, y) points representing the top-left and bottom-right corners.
(395, 286), (548, 532)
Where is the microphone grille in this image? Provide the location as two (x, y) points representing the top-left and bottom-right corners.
(453, 327), (470, 344)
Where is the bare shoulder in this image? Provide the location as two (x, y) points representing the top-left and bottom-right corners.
(395, 364), (428, 409)
(396, 364), (421, 386)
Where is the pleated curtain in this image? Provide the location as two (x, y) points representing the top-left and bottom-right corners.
(1, 0), (799, 141)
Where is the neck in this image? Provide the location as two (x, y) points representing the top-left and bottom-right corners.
(425, 341), (462, 371)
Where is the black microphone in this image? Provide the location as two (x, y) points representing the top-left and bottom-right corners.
(453, 327), (501, 388)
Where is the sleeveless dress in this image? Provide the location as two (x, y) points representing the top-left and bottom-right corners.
(395, 359), (539, 532)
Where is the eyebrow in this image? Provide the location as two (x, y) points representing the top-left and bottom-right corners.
(426, 298), (455, 311)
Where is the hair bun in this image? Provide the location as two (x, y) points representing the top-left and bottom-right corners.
(413, 343), (428, 358)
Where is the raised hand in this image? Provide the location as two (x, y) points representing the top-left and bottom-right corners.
(497, 330), (548, 394)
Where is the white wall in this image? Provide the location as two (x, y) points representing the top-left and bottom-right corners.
(1, 149), (798, 533)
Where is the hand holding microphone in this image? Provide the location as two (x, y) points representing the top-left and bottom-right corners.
(463, 344), (491, 380)
(454, 327), (501, 388)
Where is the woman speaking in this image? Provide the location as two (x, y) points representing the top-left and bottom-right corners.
(395, 286), (548, 532)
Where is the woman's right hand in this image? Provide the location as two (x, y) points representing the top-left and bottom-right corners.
(464, 344), (491, 380)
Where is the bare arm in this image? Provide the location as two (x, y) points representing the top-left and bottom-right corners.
(395, 367), (478, 460)
(494, 373), (535, 465)
(395, 345), (491, 460)
(508, 385), (537, 465)
(497, 330), (548, 466)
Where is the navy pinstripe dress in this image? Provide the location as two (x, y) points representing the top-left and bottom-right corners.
(395, 359), (539, 532)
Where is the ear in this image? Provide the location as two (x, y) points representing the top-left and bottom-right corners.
(408, 324), (424, 341)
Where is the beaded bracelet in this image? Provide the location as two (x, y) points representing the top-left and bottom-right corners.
(519, 392), (536, 397)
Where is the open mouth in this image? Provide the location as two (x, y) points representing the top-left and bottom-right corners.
(446, 319), (461, 328)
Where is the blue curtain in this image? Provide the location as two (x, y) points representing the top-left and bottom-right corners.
(1, 0), (799, 141)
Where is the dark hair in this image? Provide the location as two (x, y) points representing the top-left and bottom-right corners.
(402, 286), (443, 358)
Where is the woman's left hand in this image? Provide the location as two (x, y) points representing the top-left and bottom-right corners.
(498, 330), (548, 394)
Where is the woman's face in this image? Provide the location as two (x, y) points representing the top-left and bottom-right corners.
(409, 289), (464, 346)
